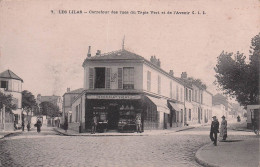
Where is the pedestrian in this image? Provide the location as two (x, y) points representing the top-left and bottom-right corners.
(21, 121), (25, 131)
(64, 116), (68, 133)
(210, 116), (219, 146)
(27, 121), (31, 131)
(135, 115), (142, 133)
(220, 115), (227, 140)
(35, 118), (42, 133)
(91, 115), (97, 134)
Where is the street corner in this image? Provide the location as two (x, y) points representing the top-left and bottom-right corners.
(195, 142), (220, 167)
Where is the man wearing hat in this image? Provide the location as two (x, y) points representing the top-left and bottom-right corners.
(220, 115), (227, 140)
(210, 116), (219, 146)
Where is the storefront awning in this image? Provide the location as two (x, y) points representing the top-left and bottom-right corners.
(169, 102), (181, 111)
(146, 96), (170, 114)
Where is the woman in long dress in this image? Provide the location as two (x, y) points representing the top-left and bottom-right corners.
(220, 115), (227, 140)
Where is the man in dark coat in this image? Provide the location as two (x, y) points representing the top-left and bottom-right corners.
(36, 119), (42, 133)
(210, 116), (219, 146)
(91, 115), (97, 134)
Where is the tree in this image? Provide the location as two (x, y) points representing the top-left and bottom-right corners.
(22, 90), (37, 115)
(40, 101), (60, 117)
(214, 33), (260, 107)
(0, 92), (17, 112)
(187, 77), (207, 89)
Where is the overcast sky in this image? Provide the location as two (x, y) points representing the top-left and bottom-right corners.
(0, 0), (259, 97)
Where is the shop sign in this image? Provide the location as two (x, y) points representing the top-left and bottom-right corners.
(87, 95), (141, 100)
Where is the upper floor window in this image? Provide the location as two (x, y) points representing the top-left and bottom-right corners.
(180, 88), (183, 102)
(195, 90), (198, 102)
(158, 75), (161, 94)
(0, 81), (8, 90)
(170, 81), (172, 98)
(95, 67), (105, 88)
(176, 85), (179, 100)
(189, 90), (192, 102)
(123, 67), (134, 89)
(185, 88), (188, 101)
(147, 71), (151, 91)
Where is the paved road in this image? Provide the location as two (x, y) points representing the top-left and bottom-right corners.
(0, 126), (254, 167)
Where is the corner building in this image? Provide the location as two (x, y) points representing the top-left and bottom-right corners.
(75, 49), (186, 132)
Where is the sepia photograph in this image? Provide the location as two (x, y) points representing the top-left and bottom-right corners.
(0, 0), (259, 166)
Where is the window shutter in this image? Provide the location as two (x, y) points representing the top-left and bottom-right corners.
(118, 68), (123, 89)
(89, 68), (94, 89)
(105, 68), (111, 89)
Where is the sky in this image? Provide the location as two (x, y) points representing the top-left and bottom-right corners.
(0, 0), (259, 98)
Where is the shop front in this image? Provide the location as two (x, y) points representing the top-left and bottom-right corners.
(85, 94), (143, 132)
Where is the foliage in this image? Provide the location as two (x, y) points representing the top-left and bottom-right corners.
(40, 101), (60, 117)
(0, 92), (17, 113)
(22, 90), (37, 114)
(214, 33), (260, 107)
(187, 77), (207, 89)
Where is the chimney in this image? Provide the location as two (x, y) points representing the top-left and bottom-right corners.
(157, 59), (161, 67)
(169, 70), (174, 76)
(96, 50), (101, 56)
(181, 72), (187, 79)
(67, 88), (70, 92)
(87, 46), (91, 57)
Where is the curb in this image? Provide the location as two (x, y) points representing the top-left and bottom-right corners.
(0, 131), (23, 140)
(195, 143), (220, 167)
(53, 126), (195, 137)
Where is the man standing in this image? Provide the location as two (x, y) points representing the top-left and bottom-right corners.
(91, 115), (97, 134)
(210, 116), (219, 146)
(135, 114), (142, 133)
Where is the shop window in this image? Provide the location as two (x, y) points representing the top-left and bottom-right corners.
(0, 81), (8, 90)
(95, 67), (105, 88)
(189, 109), (191, 121)
(123, 67), (134, 89)
(147, 71), (151, 91)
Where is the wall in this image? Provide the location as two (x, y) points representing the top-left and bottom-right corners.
(143, 63), (184, 102)
(71, 93), (85, 132)
(84, 61), (143, 90)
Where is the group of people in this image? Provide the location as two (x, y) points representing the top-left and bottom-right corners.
(210, 115), (227, 146)
(90, 114), (142, 134)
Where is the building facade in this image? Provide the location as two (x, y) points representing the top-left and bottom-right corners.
(0, 70), (23, 131)
(70, 49), (188, 132)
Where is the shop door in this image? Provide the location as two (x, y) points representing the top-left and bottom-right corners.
(107, 106), (119, 130)
(198, 109), (201, 123)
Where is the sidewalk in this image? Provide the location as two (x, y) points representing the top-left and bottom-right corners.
(54, 125), (196, 136)
(195, 137), (259, 167)
(0, 130), (22, 139)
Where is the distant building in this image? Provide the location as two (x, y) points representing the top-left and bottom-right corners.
(212, 93), (233, 119)
(62, 88), (84, 124)
(36, 94), (62, 112)
(0, 69), (23, 131)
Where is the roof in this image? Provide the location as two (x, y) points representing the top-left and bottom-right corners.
(83, 49), (144, 61)
(0, 70), (23, 82)
(83, 49), (184, 85)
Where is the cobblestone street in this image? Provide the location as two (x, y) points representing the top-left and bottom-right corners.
(0, 126), (255, 167)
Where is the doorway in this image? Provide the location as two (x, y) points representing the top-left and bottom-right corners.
(107, 105), (120, 130)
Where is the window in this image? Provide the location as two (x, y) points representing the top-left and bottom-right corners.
(185, 88), (188, 101)
(176, 85), (179, 100)
(189, 109), (191, 121)
(95, 67), (105, 88)
(189, 90), (191, 102)
(123, 67), (134, 89)
(170, 81), (172, 98)
(180, 88), (183, 102)
(158, 75), (161, 94)
(76, 106), (78, 122)
(147, 71), (151, 91)
(195, 90), (198, 102)
(79, 104), (81, 122)
(0, 81), (8, 90)
(201, 93), (203, 104)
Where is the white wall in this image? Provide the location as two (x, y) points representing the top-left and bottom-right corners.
(143, 63), (184, 101)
